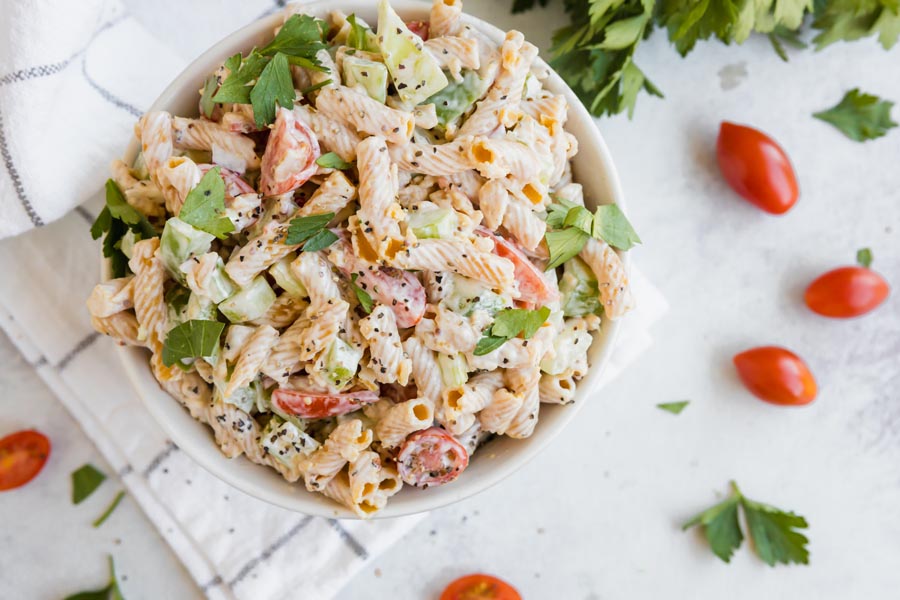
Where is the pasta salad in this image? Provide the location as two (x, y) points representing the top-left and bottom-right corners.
(86, 0), (637, 517)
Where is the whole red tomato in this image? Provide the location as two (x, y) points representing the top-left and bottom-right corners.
(805, 266), (889, 318)
(717, 121), (799, 215)
(733, 346), (817, 406)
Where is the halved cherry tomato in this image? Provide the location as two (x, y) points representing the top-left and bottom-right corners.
(733, 346), (817, 406)
(717, 121), (799, 215)
(476, 228), (559, 305)
(0, 430), (51, 492)
(805, 266), (889, 318)
(406, 21), (429, 40)
(397, 427), (468, 487)
(440, 574), (521, 600)
(260, 107), (320, 197)
(271, 389), (380, 419)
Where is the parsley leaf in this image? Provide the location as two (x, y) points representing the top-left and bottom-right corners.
(211, 51), (268, 105)
(303, 229), (339, 252)
(350, 273), (374, 313)
(91, 179), (158, 278)
(593, 204), (641, 250)
(812, 0), (900, 51)
(64, 556), (125, 600)
(259, 14), (327, 60)
(474, 307), (550, 355)
(93, 490), (126, 528)
(512, 0), (549, 14)
(250, 52), (296, 128)
(545, 228), (590, 271)
(316, 152), (353, 170)
(683, 481), (810, 566)
(72, 464), (107, 504)
(199, 73), (218, 118)
(657, 400), (690, 415)
(161, 320), (225, 367)
(285, 212), (336, 245)
(857, 247), (873, 268)
(300, 79), (333, 96)
(178, 167), (235, 239)
(813, 88), (897, 142)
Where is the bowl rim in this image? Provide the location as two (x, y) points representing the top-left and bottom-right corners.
(111, 0), (630, 519)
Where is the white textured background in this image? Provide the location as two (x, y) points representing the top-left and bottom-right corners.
(2, 1), (900, 598)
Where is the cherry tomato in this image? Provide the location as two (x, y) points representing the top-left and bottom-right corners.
(0, 430), (51, 492)
(804, 266), (889, 318)
(476, 228), (559, 305)
(733, 346), (817, 406)
(397, 427), (468, 487)
(440, 574), (521, 600)
(260, 107), (320, 197)
(716, 121), (799, 215)
(356, 266), (427, 328)
(271, 389), (380, 419)
(407, 21), (429, 40)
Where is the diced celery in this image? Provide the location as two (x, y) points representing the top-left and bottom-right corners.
(559, 257), (603, 318)
(376, 0), (448, 105)
(219, 276), (276, 323)
(540, 322), (593, 375)
(117, 230), (137, 259)
(218, 383), (257, 414)
(342, 55), (389, 103)
(179, 254), (237, 304)
(437, 353), (468, 389)
(427, 69), (487, 127)
(408, 207), (458, 239)
(323, 338), (363, 389)
(132, 152), (150, 180)
(186, 292), (218, 321)
(260, 417), (321, 465)
(441, 273), (508, 317)
(160, 217), (215, 282)
(269, 254), (308, 298)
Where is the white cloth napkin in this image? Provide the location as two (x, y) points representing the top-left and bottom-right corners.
(0, 1), (668, 598)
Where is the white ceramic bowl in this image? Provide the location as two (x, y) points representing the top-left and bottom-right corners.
(114, 0), (629, 519)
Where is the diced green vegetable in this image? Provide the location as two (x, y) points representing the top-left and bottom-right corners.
(219, 276), (276, 323)
(437, 353), (468, 389)
(179, 255), (236, 304)
(159, 217), (215, 283)
(218, 382), (258, 413)
(441, 273), (508, 317)
(408, 207), (458, 239)
(269, 254), (308, 298)
(186, 292), (218, 321)
(427, 69), (487, 127)
(376, 0), (448, 105)
(260, 417), (321, 465)
(323, 338), (363, 389)
(559, 257), (603, 318)
(342, 54), (389, 103)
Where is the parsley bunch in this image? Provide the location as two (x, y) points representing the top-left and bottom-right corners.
(90, 180), (158, 278)
(514, 0), (900, 118)
(203, 14), (329, 127)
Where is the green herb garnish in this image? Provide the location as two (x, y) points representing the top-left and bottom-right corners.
(72, 464), (107, 504)
(93, 491), (126, 528)
(90, 180), (158, 278)
(315, 152), (353, 170)
(350, 273), (374, 314)
(285, 213), (338, 251)
(178, 167), (235, 239)
(657, 400), (689, 415)
(161, 320), (225, 367)
(813, 88), (897, 142)
(63, 556), (125, 600)
(857, 247), (873, 268)
(473, 307), (550, 356)
(683, 481), (810, 566)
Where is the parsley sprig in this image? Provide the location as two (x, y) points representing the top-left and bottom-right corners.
(161, 320), (225, 367)
(350, 273), (374, 314)
(474, 307), (551, 356)
(813, 88), (897, 142)
(72, 464), (107, 504)
(285, 212), (339, 251)
(516, 1), (900, 119)
(91, 179), (159, 278)
(544, 199), (640, 270)
(210, 14), (328, 127)
(179, 167), (235, 239)
(63, 556), (126, 600)
(857, 247), (873, 268)
(683, 481), (810, 566)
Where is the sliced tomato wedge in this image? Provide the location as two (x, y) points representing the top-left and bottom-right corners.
(441, 574), (521, 600)
(476, 228), (559, 304)
(271, 389), (380, 419)
(397, 427), (468, 487)
(334, 241), (427, 327)
(260, 107), (320, 197)
(0, 430), (51, 492)
(406, 21), (429, 40)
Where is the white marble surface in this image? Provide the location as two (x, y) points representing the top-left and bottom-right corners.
(3, 1), (900, 598)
